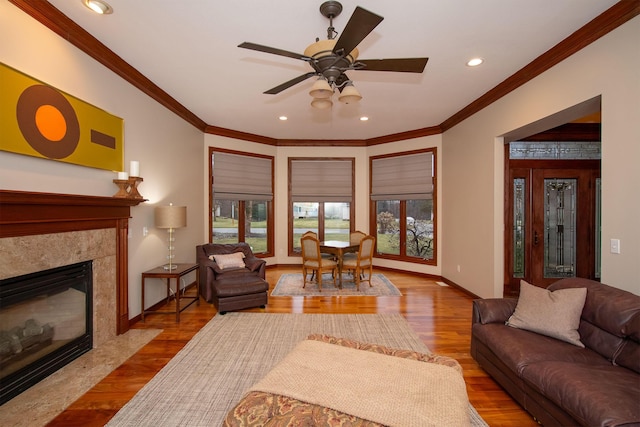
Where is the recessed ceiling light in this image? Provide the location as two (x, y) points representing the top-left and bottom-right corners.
(83, 0), (113, 14)
(467, 58), (484, 67)
(360, 116), (369, 121)
(278, 116), (288, 121)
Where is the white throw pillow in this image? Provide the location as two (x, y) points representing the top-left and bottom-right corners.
(506, 280), (587, 347)
(210, 252), (246, 269)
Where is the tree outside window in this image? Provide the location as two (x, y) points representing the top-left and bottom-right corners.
(371, 149), (436, 264)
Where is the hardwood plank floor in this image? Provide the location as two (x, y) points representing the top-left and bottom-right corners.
(47, 266), (538, 427)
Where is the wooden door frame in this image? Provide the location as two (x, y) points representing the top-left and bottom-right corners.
(504, 156), (600, 296)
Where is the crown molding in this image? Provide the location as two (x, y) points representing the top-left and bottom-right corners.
(9, 0), (639, 145)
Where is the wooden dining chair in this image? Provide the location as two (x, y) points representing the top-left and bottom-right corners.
(342, 235), (375, 291)
(349, 230), (367, 245)
(301, 231), (334, 281)
(300, 234), (338, 291)
(344, 230), (367, 263)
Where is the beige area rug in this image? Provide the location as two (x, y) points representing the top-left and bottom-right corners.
(1, 328), (162, 427)
(272, 273), (402, 296)
(106, 313), (488, 427)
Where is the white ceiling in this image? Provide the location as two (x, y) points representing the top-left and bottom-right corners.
(47, 0), (617, 140)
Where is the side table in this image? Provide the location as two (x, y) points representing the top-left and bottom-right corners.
(141, 263), (200, 322)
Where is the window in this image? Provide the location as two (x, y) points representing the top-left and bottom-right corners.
(289, 158), (354, 254)
(210, 148), (274, 256)
(370, 149), (436, 264)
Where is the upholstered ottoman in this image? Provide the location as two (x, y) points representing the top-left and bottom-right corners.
(212, 275), (268, 314)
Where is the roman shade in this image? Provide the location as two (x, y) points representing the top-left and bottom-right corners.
(371, 152), (433, 200)
(212, 152), (273, 201)
(290, 159), (353, 202)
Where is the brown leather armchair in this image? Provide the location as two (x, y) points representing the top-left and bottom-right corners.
(196, 243), (267, 313)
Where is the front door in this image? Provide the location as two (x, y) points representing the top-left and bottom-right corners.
(506, 164), (600, 295)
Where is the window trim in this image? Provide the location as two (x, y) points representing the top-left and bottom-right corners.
(209, 147), (274, 257)
(369, 148), (437, 265)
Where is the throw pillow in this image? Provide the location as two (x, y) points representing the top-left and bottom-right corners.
(506, 280), (587, 347)
(210, 252), (246, 269)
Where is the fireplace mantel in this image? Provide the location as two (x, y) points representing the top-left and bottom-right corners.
(0, 190), (144, 334)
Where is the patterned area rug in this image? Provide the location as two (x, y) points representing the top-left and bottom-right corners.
(106, 313), (488, 426)
(271, 273), (402, 296)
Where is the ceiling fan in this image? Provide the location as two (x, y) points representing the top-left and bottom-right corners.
(238, 1), (429, 109)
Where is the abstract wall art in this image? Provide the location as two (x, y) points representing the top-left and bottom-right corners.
(0, 62), (123, 171)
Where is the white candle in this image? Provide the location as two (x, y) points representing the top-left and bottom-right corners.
(117, 171), (129, 180)
(129, 160), (139, 177)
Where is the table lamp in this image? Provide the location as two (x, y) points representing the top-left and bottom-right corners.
(154, 203), (187, 270)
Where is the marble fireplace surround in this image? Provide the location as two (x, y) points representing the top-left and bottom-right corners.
(0, 190), (143, 346)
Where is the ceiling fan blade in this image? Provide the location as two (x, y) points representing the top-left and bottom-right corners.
(264, 72), (317, 94)
(357, 58), (429, 73)
(332, 6), (383, 57)
(238, 42), (310, 61)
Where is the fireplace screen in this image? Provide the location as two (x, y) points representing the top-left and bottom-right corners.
(0, 261), (93, 404)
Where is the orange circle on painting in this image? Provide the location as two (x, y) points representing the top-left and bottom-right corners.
(35, 105), (67, 142)
(16, 85), (80, 159)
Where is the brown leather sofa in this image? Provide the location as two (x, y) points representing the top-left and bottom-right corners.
(196, 243), (268, 314)
(471, 278), (640, 427)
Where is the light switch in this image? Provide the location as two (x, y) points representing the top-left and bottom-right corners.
(610, 239), (621, 254)
(143, 226), (148, 237)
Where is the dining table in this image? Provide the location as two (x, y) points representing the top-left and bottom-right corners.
(319, 240), (359, 288)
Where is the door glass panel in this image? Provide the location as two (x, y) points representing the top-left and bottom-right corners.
(509, 141), (601, 160)
(513, 178), (525, 278)
(544, 179), (577, 278)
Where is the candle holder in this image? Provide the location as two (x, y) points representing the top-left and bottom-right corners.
(128, 176), (144, 200)
(112, 176), (144, 199)
(112, 179), (131, 198)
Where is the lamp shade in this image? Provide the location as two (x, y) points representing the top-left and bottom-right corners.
(311, 97), (333, 109)
(155, 204), (187, 229)
(338, 83), (362, 104)
(309, 78), (333, 99)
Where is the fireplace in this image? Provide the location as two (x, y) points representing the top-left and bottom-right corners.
(0, 190), (144, 403)
(0, 261), (93, 404)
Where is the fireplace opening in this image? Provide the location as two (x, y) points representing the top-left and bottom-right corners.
(0, 261), (93, 405)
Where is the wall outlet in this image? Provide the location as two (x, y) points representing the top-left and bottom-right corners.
(610, 238), (621, 254)
(143, 226), (148, 237)
(456, 264), (461, 273)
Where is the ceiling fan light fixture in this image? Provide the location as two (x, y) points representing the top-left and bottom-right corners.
(311, 97), (333, 109)
(82, 0), (113, 14)
(309, 77), (333, 99)
(338, 82), (362, 104)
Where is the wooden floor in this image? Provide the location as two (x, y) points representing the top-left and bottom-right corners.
(48, 266), (538, 427)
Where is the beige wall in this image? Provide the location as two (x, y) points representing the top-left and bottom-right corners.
(0, 2), (206, 317)
(442, 16), (640, 297)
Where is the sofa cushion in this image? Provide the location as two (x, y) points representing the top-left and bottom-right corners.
(521, 361), (640, 427)
(507, 280), (587, 347)
(549, 278), (640, 367)
(472, 323), (609, 376)
(211, 252), (246, 269)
